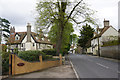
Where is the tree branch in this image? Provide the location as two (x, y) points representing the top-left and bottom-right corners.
(65, 0), (83, 24)
(70, 17), (86, 24)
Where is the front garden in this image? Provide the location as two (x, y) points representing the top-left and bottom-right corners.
(2, 48), (67, 75)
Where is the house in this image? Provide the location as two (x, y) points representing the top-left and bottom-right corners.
(69, 43), (77, 54)
(87, 19), (119, 55)
(6, 23), (53, 51)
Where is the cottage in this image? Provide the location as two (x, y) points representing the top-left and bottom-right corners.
(87, 19), (119, 55)
(6, 23), (53, 51)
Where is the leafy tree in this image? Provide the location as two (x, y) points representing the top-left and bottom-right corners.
(70, 34), (78, 45)
(35, 1), (97, 54)
(48, 21), (74, 54)
(78, 24), (94, 53)
(0, 17), (10, 44)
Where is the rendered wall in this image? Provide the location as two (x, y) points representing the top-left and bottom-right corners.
(100, 45), (120, 59)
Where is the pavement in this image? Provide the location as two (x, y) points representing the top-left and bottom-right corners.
(69, 54), (120, 79)
(2, 56), (77, 79)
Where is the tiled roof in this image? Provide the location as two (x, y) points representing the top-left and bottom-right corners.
(92, 26), (110, 39)
(6, 32), (52, 45)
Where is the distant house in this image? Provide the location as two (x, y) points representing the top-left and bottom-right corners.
(87, 19), (119, 55)
(6, 23), (53, 51)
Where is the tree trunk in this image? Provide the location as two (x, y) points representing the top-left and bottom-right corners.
(56, 2), (67, 55)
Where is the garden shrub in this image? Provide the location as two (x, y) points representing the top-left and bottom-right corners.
(18, 50), (45, 61)
(2, 52), (9, 75)
(44, 55), (53, 60)
(102, 40), (120, 47)
(62, 50), (68, 56)
(42, 49), (57, 56)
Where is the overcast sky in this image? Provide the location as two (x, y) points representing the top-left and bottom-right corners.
(0, 0), (119, 33)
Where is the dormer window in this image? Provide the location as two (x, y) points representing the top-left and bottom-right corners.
(16, 37), (19, 40)
(15, 34), (20, 40)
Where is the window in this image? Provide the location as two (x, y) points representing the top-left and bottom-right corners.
(15, 34), (20, 40)
(33, 43), (34, 46)
(21, 44), (23, 47)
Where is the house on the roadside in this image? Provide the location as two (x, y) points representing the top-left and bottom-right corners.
(6, 23), (53, 51)
(87, 19), (119, 55)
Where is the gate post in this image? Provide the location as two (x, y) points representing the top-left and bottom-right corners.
(59, 54), (62, 65)
(9, 53), (12, 76)
(39, 56), (42, 63)
(9, 49), (15, 76)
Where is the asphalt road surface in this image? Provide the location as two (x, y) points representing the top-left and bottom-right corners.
(69, 54), (120, 79)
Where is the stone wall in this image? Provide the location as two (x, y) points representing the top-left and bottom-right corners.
(100, 45), (120, 59)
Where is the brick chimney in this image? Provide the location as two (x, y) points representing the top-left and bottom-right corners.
(10, 27), (15, 34)
(104, 19), (109, 27)
(27, 23), (31, 42)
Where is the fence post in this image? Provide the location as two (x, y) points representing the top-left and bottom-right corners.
(12, 54), (15, 76)
(59, 54), (62, 65)
(39, 56), (42, 63)
(9, 53), (11, 76)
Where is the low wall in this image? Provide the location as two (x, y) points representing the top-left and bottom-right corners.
(100, 45), (120, 59)
(9, 54), (62, 75)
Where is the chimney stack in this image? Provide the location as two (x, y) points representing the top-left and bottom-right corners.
(27, 23), (31, 42)
(10, 27), (15, 34)
(104, 19), (109, 27)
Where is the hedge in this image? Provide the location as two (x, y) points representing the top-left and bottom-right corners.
(42, 49), (57, 56)
(18, 50), (47, 61)
(102, 40), (120, 47)
(2, 52), (9, 75)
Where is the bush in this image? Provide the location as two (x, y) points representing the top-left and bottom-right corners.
(18, 50), (45, 61)
(14, 48), (19, 54)
(62, 50), (68, 56)
(42, 49), (57, 56)
(2, 52), (9, 75)
(102, 40), (119, 47)
(44, 55), (53, 60)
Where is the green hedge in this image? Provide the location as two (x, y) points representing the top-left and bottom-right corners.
(102, 40), (120, 47)
(18, 50), (46, 61)
(2, 52), (9, 75)
(42, 49), (57, 56)
(42, 49), (68, 56)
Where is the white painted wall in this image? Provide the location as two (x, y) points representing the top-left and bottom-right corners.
(8, 35), (53, 51)
(102, 27), (118, 37)
(90, 26), (118, 55)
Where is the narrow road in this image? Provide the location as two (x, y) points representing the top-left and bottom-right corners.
(69, 54), (119, 79)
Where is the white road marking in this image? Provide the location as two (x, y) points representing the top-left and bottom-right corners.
(70, 61), (80, 80)
(96, 63), (109, 69)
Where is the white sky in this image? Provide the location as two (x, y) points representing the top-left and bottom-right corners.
(0, 0), (119, 34)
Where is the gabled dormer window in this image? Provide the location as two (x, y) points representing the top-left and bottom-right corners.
(15, 34), (20, 40)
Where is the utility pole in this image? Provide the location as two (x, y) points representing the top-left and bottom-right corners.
(97, 26), (100, 56)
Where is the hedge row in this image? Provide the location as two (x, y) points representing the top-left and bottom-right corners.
(18, 50), (54, 61)
(102, 40), (120, 47)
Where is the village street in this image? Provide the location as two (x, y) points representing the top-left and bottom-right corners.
(69, 54), (120, 79)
